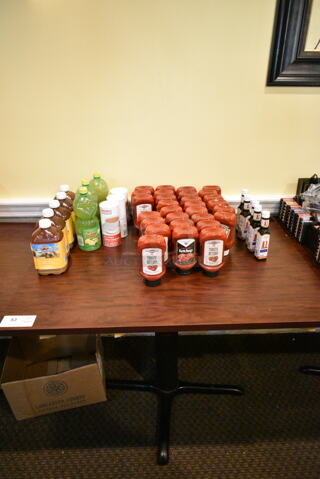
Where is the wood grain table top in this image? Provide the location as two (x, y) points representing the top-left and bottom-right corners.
(0, 221), (319, 335)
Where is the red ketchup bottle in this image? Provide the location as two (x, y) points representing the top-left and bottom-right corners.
(201, 185), (222, 195)
(207, 198), (228, 213)
(155, 196), (177, 208)
(145, 223), (171, 264)
(165, 211), (189, 224)
(203, 193), (221, 205)
(169, 218), (194, 231)
(172, 224), (198, 275)
(197, 219), (221, 232)
(199, 226), (227, 277)
(185, 205), (208, 218)
(132, 193), (154, 228)
(134, 186), (154, 195)
(177, 187), (198, 200)
(180, 194), (201, 207)
(160, 205), (183, 218)
(155, 185), (176, 193)
(137, 211), (161, 230)
(183, 199), (206, 210)
(191, 213), (213, 224)
(156, 199), (179, 211)
(213, 211), (237, 255)
(154, 190), (176, 199)
(140, 216), (165, 235)
(212, 204), (235, 215)
(138, 234), (166, 286)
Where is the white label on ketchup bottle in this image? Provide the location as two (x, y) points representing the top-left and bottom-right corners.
(142, 248), (162, 275)
(203, 240), (223, 266)
(136, 204), (152, 218)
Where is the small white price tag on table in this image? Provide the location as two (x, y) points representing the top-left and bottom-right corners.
(0, 315), (37, 328)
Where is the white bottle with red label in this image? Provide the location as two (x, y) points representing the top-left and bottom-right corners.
(254, 211), (270, 260)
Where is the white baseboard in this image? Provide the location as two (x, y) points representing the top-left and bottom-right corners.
(0, 199), (50, 222)
(0, 195), (282, 221)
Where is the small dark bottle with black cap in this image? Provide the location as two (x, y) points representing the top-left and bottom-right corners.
(138, 234), (166, 286)
(199, 226), (227, 277)
(254, 211), (271, 260)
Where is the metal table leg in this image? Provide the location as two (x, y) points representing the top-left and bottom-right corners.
(108, 332), (243, 465)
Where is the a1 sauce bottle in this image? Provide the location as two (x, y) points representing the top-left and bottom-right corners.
(246, 204), (262, 252)
(172, 224), (198, 274)
(138, 234), (166, 286)
(254, 211), (271, 260)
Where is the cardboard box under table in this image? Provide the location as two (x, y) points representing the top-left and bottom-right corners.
(1, 335), (107, 420)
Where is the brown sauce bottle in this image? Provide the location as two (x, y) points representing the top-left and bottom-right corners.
(49, 199), (75, 248)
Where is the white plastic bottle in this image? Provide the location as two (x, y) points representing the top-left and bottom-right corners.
(107, 192), (128, 238)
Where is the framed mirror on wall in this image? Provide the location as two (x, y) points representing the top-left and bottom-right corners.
(267, 0), (320, 85)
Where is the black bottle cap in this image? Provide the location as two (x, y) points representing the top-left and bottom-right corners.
(203, 270), (219, 277)
(144, 278), (161, 287)
(176, 267), (193, 275)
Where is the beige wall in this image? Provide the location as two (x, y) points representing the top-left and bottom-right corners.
(0, 0), (319, 199)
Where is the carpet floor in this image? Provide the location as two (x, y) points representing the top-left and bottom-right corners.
(1, 333), (320, 479)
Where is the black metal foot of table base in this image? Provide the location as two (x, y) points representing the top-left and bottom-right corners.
(107, 332), (243, 465)
(108, 379), (243, 465)
(300, 366), (320, 376)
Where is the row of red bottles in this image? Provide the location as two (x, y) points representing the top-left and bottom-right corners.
(134, 185), (237, 286)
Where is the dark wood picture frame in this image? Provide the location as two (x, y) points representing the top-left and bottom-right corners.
(267, 0), (320, 86)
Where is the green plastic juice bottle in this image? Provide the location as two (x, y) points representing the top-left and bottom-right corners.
(74, 178), (98, 210)
(89, 172), (109, 204)
(74, 187), (101, 251)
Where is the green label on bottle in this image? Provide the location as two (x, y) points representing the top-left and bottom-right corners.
(77, 226), (101, 251)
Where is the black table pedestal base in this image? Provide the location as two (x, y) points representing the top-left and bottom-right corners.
(108, 332), (243, 465)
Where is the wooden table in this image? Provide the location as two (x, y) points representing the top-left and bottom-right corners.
(1, 221), (319, 464)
